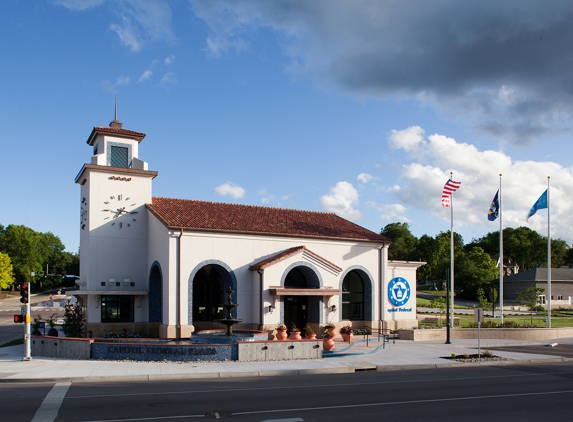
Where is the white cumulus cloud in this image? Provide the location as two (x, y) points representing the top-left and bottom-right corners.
(138, 70), (153, 82)
(214, 182), (246, 199)
(320, 181), (361, 220)
(387, 127), (573, 243)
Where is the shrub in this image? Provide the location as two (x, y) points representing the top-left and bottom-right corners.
(482, 350), (493, 358)
(451, 352), (456, 358)
(61, 304), (84, 338)
(339, 325), (353, 334)
(353, 328), (370, 335)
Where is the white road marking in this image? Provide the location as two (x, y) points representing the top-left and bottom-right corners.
(261, 419), (304, 422)
(79, 389), (573, 422)
(31, 381), (71, 422)
(69, 369), (573, 400)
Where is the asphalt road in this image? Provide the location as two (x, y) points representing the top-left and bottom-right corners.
(2, 362), (573, 422)
(0, 293), (66, 345)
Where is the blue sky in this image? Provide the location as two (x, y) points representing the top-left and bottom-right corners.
(2, 0), (573, 253)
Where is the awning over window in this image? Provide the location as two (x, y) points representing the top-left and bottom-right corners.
(269, 287), (340, 296)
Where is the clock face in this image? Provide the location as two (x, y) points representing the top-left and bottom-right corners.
(80, 197), (88, 230)
(102, 194), (138, 228)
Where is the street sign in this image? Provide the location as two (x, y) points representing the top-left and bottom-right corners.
(474, 307), (484, 323)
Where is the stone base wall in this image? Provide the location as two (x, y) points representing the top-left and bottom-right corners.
(32, 336), (324, 362)
(32, 336), (93, 359)
(399, 327), (573, 341)
(238, 340), (322, 362)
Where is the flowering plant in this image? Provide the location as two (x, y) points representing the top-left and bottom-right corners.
(322, 329), (334, 338)
(339, 325), (353, 334)
(290, 322), (300, 332)
(276, 323), (287, 330)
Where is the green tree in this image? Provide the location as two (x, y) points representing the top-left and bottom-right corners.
(515, 285), (545, 325)
(550, 238), (569, 268)
(62, 303), (85, 338)
(0, 252), (14, 289)
(502, 227), (547, 270)
(0, 225), (73, 290)
(415, 231), (464, 283)
(476, 287), (491, 310)
(380, 222), (418, 261)
(429, 296), (446, 321)
(456, 247), (499, 300)
(0, 225), (44, 285)
(467, 226), (570, 270)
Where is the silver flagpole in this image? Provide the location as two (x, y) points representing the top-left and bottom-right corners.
(450, 172), (455, 330)
(499, 174), (503, 324)
(547, 176), (551, 328)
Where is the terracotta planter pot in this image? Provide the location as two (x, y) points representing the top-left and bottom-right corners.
(328, 328), (337, 339)
(323, 337), (335, 350)
(289, 331), (302, 341)
(305, 333), (316, 340)
(341, 332), (353, 343)
(276, 329), (288, 340)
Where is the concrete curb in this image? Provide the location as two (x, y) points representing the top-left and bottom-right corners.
(0, 356), (568, 384)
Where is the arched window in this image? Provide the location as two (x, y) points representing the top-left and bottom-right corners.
(148, 264), (163, 323)
(193, 265), (224, 322)
(342, 271), (364, 320)
(285, 268), (307, 288)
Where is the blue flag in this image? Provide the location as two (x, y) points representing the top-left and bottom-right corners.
(526, 189), (548, 221)
(488, 190), (499, 221)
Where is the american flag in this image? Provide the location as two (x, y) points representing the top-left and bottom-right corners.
(442, 179), (461, 207)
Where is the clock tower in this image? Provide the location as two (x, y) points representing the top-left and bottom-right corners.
(75, 115), (158, 334)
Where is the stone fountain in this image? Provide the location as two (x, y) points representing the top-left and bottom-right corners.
(190, 287), (266, 346)
(214, 286), (243, 336)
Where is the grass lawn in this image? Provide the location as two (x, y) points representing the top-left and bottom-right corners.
(0, 338), (23, 348)
(416, 297), (473, 309)
(446, 314), (573, 328)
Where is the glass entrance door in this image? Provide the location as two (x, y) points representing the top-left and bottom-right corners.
(284, 296), (308, 333)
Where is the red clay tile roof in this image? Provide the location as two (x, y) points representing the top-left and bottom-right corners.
(86, 126), (146, 145)
(147, 197), (390, 243)
(250, 246), (342, 271)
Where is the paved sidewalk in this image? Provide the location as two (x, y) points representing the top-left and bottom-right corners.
(0, 336), (570, 383)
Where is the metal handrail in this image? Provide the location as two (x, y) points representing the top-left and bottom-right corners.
(361, 326), (397, 348)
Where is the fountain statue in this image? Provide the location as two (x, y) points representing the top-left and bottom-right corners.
(214, 287), (243, 336)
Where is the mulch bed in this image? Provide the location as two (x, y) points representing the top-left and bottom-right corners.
(442, 353), (515, 363)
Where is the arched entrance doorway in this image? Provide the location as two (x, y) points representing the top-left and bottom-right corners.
(283, 266), (320, 332)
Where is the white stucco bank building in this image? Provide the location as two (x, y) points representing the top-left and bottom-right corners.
(75, 118), (424, 338)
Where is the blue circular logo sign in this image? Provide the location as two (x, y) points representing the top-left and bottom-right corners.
(388, 277), (411, 307)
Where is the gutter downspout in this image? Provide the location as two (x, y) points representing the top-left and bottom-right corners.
(177, 229), (183, 339)
(379, 245), (387, 334)
(379, 247), (382, 335)
(258, 269), (264, 329)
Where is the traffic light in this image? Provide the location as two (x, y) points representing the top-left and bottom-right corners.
(20, 283), (29, 304)
(13, 315), (25, 323)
